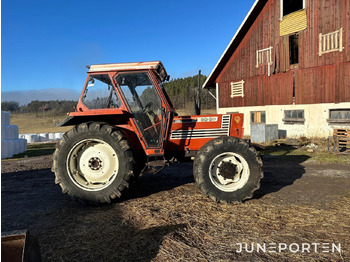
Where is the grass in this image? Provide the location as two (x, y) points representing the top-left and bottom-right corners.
(10, 113), (72, 134)
(11, 142), (57, 159)
(260, 139), (350, 163)
(10, 106), (217, 135)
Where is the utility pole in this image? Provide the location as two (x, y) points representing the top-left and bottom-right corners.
(195, 70), (201, 115)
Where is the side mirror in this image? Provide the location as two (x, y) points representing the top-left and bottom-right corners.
(88, 76), (95, 87)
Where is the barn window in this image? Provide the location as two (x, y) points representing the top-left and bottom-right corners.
(281, 0), (305, 18)
(230, 80), (244, 98)
(283, 110), (304, 124)
(289, 34), (299, 65)
(251, 111), (266, 124)
(328, 109), (350, 125)
(319, 28), (344, 56)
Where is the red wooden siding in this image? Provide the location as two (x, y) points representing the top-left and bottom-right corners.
(217, 0), (350, 109)
(295, 62), (350, 104)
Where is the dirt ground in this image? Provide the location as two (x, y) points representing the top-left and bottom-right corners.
(1, 154), (350, 262)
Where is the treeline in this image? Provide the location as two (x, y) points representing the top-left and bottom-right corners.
(163, 74), (216, 109)
(1, 100), (77, 116)
(2, 74), (216, 115)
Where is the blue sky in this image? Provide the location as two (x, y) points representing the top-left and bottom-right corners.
(2, 0), (255, 98)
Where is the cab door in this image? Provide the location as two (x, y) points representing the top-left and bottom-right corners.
(115, 71), (167, 154)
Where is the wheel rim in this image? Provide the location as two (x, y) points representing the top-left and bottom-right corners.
(209, 152), (250, 192)
(66, 139), (119, 191)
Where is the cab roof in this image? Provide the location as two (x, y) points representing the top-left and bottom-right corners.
(88, 61), (169, 82)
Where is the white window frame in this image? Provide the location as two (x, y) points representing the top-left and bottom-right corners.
(280, 0), (305, 20)
(230, 80), (244, 98)
(319, 28), (344, 56)
(256, 46), (273, 76)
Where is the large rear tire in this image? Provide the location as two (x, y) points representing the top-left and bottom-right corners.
(193, 136), (263, 203)
(52, 122), (134, 203)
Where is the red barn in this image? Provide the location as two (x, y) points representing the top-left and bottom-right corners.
(203, 0), (350, 138)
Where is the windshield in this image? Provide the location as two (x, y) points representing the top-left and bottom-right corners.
(82, 74), (121, 109)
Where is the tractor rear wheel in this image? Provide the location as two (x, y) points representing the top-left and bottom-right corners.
(52, 122), (134, 204)
(193, 136), (263, 203)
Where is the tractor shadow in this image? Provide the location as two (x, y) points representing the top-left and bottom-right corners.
(124, 144), (311, 201)
(122, 162), (195, 201)
(252, 144), (310, 199)
(39, 204), (186, 262)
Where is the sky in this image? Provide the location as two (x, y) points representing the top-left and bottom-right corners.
(1, 0), (255, 104)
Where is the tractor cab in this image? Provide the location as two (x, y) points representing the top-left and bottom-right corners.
(60, 61), (174, 156)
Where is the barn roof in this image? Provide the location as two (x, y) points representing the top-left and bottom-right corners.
(203, 0), (268, 88)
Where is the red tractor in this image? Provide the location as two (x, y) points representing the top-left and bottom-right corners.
(52, 61), (263, 204)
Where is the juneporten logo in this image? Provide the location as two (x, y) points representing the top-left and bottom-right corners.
(236, 242), (342, 254)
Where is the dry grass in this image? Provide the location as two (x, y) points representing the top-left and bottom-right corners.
(10, 113), (71, 134)
(38, 182), (349, 262)
(120, 187), (349, 261)
(10, 106), (216, 135)
(34, 159), (350, 262)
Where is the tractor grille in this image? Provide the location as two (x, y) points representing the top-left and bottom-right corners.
(170, 115), (231, 139)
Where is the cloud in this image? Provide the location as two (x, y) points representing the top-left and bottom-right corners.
(1, 88), (81, 106)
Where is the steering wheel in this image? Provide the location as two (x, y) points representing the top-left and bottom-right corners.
(142, 101), (153, 113)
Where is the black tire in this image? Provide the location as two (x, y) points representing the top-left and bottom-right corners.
(52, 122), (134, 204)
(193, 136), (263, 203)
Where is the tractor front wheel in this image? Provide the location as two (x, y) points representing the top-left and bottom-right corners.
(193, 136), (263, 203)
(52, 122), (134, 203)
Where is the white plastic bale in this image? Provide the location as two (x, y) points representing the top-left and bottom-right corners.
(1, 125), (6, 139)
(8, 125), (19, 140)
(7, 140), (14, 159)
(3, 126), (11, 140)
(48, 133), (56, 140)
(39, 133), (49, 142)
(24, 134), (38, 143)
(13, 140), (20, 155)
(1, 111), (11, 126)
(1, 140), (8, 159)
(13, 125), (19, 139)
(55, 133), (63, 140)
(18, 139), (27, 153)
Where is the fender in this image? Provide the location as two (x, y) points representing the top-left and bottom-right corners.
(58, 110), (131, 127)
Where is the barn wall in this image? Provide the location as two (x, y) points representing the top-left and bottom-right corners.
(217, 0), (350, 108)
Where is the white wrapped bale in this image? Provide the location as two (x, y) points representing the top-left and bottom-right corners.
(48, 133), (56, 140)
(6, 125), (19, 140)
(1, 111), (11, 126)
(6, 140), (14, 159)
(1, 125), (6, 139)
(19, 139), (27, 153)
(39, 133), (49, 142)
(13, 139), (20, 155)
(1, 111), (27, 159)
(24, 134), (39, 143)
(1, 140), (8, 159)
(55, 132), (63, 140)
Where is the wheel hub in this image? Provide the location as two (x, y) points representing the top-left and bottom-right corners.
(218, 161), (238, 180)
(88, 157), (103, 171)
